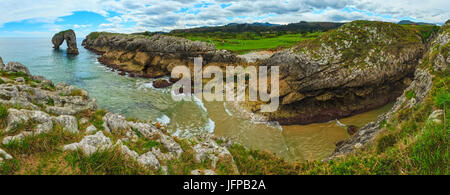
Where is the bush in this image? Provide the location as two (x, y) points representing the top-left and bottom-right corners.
(405, 90), (416, 100)
(434, 88), (449, 108)
(377, 134), (398, 153)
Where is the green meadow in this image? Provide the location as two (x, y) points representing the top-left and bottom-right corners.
(169, 32), (322, 54)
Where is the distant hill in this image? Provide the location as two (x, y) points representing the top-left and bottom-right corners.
(398, 20), (436, 26)
(170, 21), (344, 34)
(225, 22), (281, 27)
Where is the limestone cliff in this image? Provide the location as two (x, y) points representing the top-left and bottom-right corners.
(330, 20), (449, 158)
(82, 32), (240, 78)
(258, 21), (430, 125)
(52, 29), (79, 55)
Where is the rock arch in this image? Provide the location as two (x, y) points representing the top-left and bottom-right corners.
(52, 29), (79, 55)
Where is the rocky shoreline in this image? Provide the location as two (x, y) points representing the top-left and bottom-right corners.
(82, 32), (241, 78)
(0, 59), (238, 175)
(83, 21), (433, 127)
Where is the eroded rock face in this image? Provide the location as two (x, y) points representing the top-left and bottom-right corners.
(82, 32), (240, 78)
(258, 21), (426, 125)
(4, 62), (31, 76)
(0, 148), (13, 162)
(63, 131), (112, 155)
(0, 56), (4, 70)
(329, 22), (449, 159)
(52, 29), (79, 55)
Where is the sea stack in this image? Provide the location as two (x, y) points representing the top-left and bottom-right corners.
(52, 29), (79, 55)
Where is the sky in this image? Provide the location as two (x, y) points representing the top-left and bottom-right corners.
(0, 0), (448, 37)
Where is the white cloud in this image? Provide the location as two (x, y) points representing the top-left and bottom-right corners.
(0, 0), (448, 34)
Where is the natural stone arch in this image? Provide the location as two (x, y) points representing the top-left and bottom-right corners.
(52, 29), (79, 55)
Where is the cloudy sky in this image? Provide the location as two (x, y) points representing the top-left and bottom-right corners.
(0, 0), (448, 37)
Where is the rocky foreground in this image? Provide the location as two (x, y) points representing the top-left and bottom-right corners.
(0, 58), (240, 175)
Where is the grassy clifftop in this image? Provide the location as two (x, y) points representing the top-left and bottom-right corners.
(295, 20), (437, 68)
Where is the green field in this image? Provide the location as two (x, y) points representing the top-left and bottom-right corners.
(169, 32), (322, 54)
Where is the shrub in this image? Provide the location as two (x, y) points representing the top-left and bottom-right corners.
(405, 90), (416, 100)
(376, 134), (397, 153)
(434, 88), (449, 108)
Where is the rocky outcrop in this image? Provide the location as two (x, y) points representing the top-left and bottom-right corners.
(0, 58), (239, 174)
(0, 148), (13, 163)
(152, 79), (171, 89)
(4, 62), (31, 76)
(52, 29), (79, 55)
(258, 21), (426, 125)
(0, 56), (4, 70)
(329, 21), (449, 159)
(82, 32), (241, 78)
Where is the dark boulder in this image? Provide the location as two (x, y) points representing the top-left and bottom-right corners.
(347, 126), (358, 135)
(153, 79), (171, 89)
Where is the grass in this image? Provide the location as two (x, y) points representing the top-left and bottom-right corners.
(171, 32), (322, 54)
(2, 124), (82, 155)
(69, 89), (84, 97)
(401, 24), (441, 42)
(229, 144), (300, 175)
(405, 90), (417, 100)
(0, 104), (8, 128)
(64, 147), (153, 175)
(408, 118), (448, 174)
(91, 109), (107, 131)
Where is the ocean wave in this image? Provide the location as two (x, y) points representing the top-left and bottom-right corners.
(205, 118), (216, 133)
(156, 114), (171, 125)
(192, 94), (207, 112)
(223, 102), (233, 116)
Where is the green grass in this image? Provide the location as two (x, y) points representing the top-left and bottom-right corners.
(64, 147), (153, 175)
(2, 124), (81, 155)
(434, 88), (450, 108)
(171, 32), (322, 54)
(405, 90), (417, 100)
(0, 159), (20, 175)
(401, 24), (441, 42)
(91, 109), (107, 131)
(0, 104), (8, 128)
(408, 117), (448, 174)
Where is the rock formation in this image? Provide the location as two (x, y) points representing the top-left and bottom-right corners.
(82, 32), (240, 78)
(0, 56), (4, 70)
(0, 58), (238, 174)
(329, 20), (449, 159)
(52, 29), (79, 55)
(257, 21), (427, 125)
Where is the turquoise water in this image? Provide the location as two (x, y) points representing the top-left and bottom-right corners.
(0, 37), (390, 161)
